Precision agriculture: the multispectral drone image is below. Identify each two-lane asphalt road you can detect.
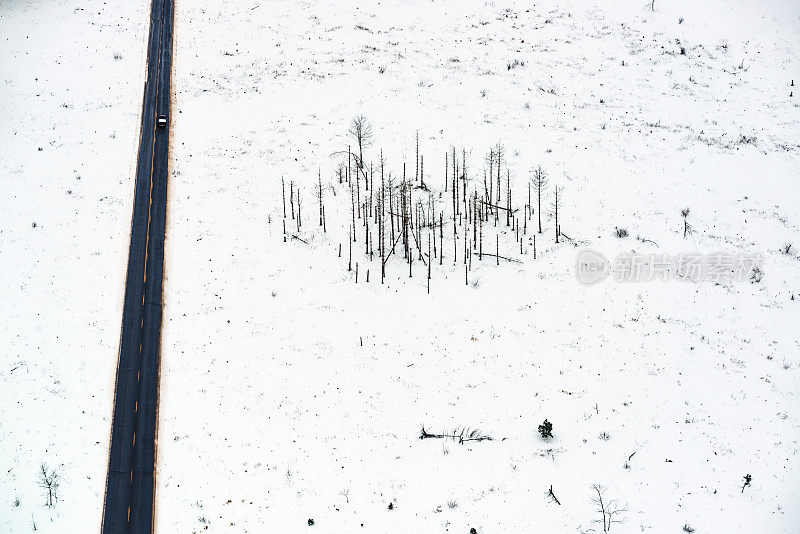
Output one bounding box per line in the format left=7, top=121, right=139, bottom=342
left=102, top=0, right=173, bottom=531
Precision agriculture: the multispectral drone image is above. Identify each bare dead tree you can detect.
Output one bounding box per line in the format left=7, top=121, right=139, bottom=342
left=419, top=426, right=492, bottom=444
left=506, top=170, right=512, bottom=226
left=315, top=170, right=324, bottom=227
left=552, top=185, right=562, bottom=243
left=281, top=176, right=286, bottom=218
left=533, top=166, right=548, bottom=234
left=38, top=464, right=59, bottom=508
left=380, top=151, right=386, bottom=283
left=439, top=212, right=444, bottom=265
left=290, top=181, right=295, bottom=220
left=495, top=142, right=504, bottom=204
left=486, top=148, right=494, bottom=209
left=547, top=485, right=561, bottom=505
left=349, top=114, right=373, bottom=173
left=590, top=484, right=627, bottom=532
left=296, top=190, right=302, bottom=229
left=681, top=207, right=693, bottom=238
left=415, top=130, right=420, bottom=183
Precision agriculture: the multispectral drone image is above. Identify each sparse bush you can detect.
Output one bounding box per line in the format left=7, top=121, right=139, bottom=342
left=538, top=419, right=553, bottom=439
left=782, top=243, right=792, bottom=254
left=599, top=431, right=611, bottom=441
left=614, top=227, right=629, bottom=238
left=507, top=58, right=525, bottom=70
left=738, top=134, right=757, bottom=145
left=683, top=524, right=695, bottom=533
left=750, top=265, right=763, bottom=283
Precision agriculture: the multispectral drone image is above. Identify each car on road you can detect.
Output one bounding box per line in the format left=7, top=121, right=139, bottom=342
left=157, top=114, right=167, bottom=128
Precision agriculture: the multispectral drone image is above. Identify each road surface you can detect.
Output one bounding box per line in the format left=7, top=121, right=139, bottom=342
left=102, top=0, right=173, bottom=531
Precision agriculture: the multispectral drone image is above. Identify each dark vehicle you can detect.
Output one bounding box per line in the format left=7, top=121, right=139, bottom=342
left=156, top=114, right=167, bottom=128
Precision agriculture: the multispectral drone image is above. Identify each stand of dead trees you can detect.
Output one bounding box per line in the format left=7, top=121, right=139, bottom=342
left=282, top=116, right=571, bottom=290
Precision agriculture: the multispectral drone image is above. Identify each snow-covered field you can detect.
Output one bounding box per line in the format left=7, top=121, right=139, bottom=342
left=2, top=0, right=800, bottom=532
left=157, top=0, right=800, bottom=532
left=0, top=0, right=149, bottom=531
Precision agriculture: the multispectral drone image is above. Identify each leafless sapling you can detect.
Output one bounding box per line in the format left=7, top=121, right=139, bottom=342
left=590, top=484, right=627, bottom=532
left=38, top=464, right=58, bottom=508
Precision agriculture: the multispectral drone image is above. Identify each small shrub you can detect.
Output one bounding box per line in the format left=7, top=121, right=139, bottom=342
left=738, top=134, right=757, bottom=145
left=538, top=419, right=553, bottom=439
left=683, top=524, right=695, bottom=533
left=599, top=431, right=611, bottom=441
left=614, top=227, right=629, bottom=238
left=781, top=243, right=792, bottom=254
left=750, top=265, right=763, bottom=283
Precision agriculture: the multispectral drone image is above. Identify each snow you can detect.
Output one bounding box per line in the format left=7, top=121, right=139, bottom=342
left=157, top=0, right=800, bottom=532
left=0, top=0, right=148, bottom=531
left=3, top=0, right=800, bottom=532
